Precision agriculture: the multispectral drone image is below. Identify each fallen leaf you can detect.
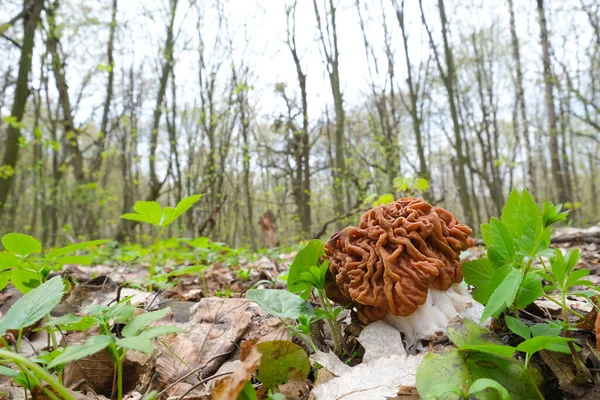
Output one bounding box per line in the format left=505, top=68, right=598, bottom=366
left=212, top=341, right=262, bottom=400
left=256, top=340, right=310, bottom=389
left=154, top=297, right=252, bottom=394
left=311, top=353, right=424, bottom=400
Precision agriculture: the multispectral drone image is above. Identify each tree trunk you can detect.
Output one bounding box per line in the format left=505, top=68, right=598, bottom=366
left=420, top=0, right=473, bottom=225
left=508, top=0, right=536, bottom=195
left=394, top=0, right=430, bottom=198
left=313, top=0, right=347, bottom=220
left=0, top=0, right=44, bottom=217
left=537, top=0, right=567, bottom=203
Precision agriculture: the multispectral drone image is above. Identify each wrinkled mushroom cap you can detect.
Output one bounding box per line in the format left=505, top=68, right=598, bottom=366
left=324, top=197, right=474, bottom=323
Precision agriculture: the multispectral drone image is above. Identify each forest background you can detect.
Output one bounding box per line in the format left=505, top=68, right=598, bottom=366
left=0, top=0, right=598, bottom=249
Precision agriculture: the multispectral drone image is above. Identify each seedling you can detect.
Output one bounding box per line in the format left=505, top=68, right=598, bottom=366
left=120, top=194, right=202, bottom=284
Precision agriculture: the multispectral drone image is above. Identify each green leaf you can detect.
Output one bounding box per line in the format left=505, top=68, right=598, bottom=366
left=0, top=270, right=9, bottom=291
left=541, top=200, right=568, bottom=227
left=480, top=268, right=523, bottom=322
left=467, top=378, right=511, bottom=400
left=237, top=380, right=257, bottom=400
left=515, top=336, right=574, bottom=355
left=373, top=193, right=395, bottom=207
left=504, top=316, right=531, bottom=340
left=565, top=269, right=590, bottom=289
left=121, top=201, right=162, bottom=226
left=288, top=240, right=324, bottom=298
left=122, top=307, right=171, bottom=337
left=137, top=325, right=184, bottom=339
left=45, top=240, right=110, bottom=259
left=0, top=366, right=19, bottom=377
left=2, top=233, right=42, bottom=256
left=447, top=318, right=497, bottom=347
left=163, top=194, right=203, bottom=227
left=459, top=344, right=516, bottom=358
left=424, top=383, right=464, bottom=399
left=166, top=265, right=207, bottom=277
left=256, top=340, right=310, bottom=389
left=0, top=253, right=20, bottom=269
left=10, top=267, right=40, bottom=293
left=0, top=276, right=64, bottom=333
left=414, top=178, right=430, bottom=193
left=501, top=189, right=540, bottom=244
left=47, top=335, right=114, bottom=368
left=462, top=258, right=496, bottom=304
left=516, top=273, right=543, bottom=309
left=48, top=314, right=95, bottom=332
left=246, top=289, right=314, bottom=319
left=481, top=218, right=515, bottom=267
left=117, top=336, right=153, bottom=354
left=416, top=348, right=543, bottom=400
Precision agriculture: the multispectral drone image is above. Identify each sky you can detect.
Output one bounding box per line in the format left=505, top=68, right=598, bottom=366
left=0, top=0, right=593, bottom=158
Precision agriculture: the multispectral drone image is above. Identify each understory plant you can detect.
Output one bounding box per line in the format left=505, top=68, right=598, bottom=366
left=47, top=301, right=183, bottom=399
left=120, top=194, right=203, bottom=284
left=0, top=232, right=109, bottom=293
left=247, top=240, right=344, bottom=354
left=420, top=189, right=599, bottom=398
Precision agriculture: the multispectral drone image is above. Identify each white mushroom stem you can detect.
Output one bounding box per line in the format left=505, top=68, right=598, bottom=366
left=383, top=282, right=485, bottom=351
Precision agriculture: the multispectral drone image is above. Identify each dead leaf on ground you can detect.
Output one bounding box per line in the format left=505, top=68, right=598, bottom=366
left=154, top=297, right=252, bottom=396
left=310, top=321, right=424, bottom=400
left=212, top=341, right=262, bottom=400
left=61, top=331, right=150, bottom=397
left=539, top=350, right=587, bottom=397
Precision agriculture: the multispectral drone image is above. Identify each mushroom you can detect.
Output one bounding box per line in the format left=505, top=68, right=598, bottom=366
left=324, top=197, right=484, bottom=350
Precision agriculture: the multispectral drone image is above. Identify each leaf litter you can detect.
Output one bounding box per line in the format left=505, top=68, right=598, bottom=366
left=1, top=226, right=600, bottom=399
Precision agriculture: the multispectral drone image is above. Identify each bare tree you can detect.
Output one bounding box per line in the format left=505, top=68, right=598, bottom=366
left=537, top=0, right=568, bottom=203
left=507, top=0, right=536, bottom=194
left=313, top=0, right=347, bottom=220
left=420, top=0, right=473, bottom=224
left=0, top=0, right=44, bottom=217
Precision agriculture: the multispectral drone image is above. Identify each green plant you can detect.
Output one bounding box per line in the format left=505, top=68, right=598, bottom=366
left=285, top=240, right=344, bottom=354
left=0, top=276, right=74, bottom=399
left=120, top=194, right=202, bottom=283
left=237, top=267, right=253, bottom=282
left=463, top=189, right=598, bottom=379
left=246, top=288, right=320, bottom=352
left=0, top=233, right=109, bottom=293
left=425, top=378, right=511, bottom=400
left=416, top=319, right=545, bottom=400
left=47, top=301, right=183, bottom=400
left=462, top=189, right=570, bottom=322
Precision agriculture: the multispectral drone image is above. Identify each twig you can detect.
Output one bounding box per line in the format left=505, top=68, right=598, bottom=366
left=312, top=207, right=368, bottom=239
left=157, top=349, right=234, bottom=397
left=176, top=372, right=233, bottom=400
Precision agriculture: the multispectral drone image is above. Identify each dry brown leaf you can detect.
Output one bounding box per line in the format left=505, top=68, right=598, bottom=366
left=62, top=331, right=150, bottom=397
left=539, top=350, right=587, bottom=397
left=212, top=341, right=262, bottom=400
left=154, top=297, right=252, bottom=394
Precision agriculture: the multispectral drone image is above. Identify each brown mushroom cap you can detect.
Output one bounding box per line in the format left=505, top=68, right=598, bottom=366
left=324, top=197, right=474, bottom=323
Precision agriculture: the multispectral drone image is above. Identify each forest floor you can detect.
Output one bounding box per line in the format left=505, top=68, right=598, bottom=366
left=0, top=227, right=599, bottom=399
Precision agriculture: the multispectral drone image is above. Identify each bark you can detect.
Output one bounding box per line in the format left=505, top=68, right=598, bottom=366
left=286, top=2, right=312, bottom=236
left=420, top=0, right=473, bottom=225
left=393, top=0, right=429, bottom=197
left=537, top=0, right=567, bottom=203
left=47, top=1, right=85, bottom=184
left=0, top=0, right=44, bottom=217
left=91, top=0, right=117, bottom=176
left=313, top=0, right=347, bottom=219
left=233, top=65, right=257, bottom=250
left=149, top=0, right=178, bottom=200
left=508, top=0, right=536, bottom=194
